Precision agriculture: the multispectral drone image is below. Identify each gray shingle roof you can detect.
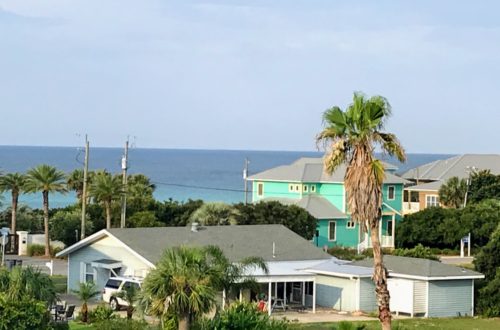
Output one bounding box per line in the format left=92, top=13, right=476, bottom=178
left=353, top=255, right=483, bottom=279
left=107, top=225, right=331, bottom=264
left=261, top=195, right=347, bottom=219
left=406, top=180, right=443, bottom=192
left=249, top=157, right=405, bottom=184
left=403, top=154, right=500, bottom=181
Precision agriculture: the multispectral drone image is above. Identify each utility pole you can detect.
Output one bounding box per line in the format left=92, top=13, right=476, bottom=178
left=120, top=138, right=129, bottom=228
left=243, top=158, right=249, bottom=204
left=463, top=166, right=477, bottom=208
left=80, top=135, right=89, bottom=240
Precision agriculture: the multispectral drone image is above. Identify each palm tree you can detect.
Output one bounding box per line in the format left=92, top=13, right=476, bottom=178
left=140, top=246, right=220, bottom=330
left=204, top=245, right=268, bottom=309
left=67, top=169, right=84, bottom=202
left=72, top=281, right=100, bottom=323
left=113, top=284, right=139, bottom=319
left=0, top=173, right=26, bottom=234
left=89, top=171, right=122, bottom=229
left=25, top=165, right=67, bottom=257
left=189, top=202, right=239, bottom=226
left=317, top=92, right=406, bottom=330
left=439, top=176, right=467, bottom=208
left=0, top=266, right=57, bottom=307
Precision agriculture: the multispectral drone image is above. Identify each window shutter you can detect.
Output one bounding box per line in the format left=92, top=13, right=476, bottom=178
left=80, top=262, right=85, bottom=283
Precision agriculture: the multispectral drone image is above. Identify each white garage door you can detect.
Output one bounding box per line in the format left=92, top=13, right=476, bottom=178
left=388, top=278, right=413, bottom=315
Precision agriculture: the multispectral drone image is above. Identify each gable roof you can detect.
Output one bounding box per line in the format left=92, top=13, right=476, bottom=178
left=261, top=195, right=347, bottom=219
left=402, top=154, right=500, bottom=182
left=57, top=225, right=331, bottom=264
left=353, top=255, right=484, bottom=280
left=249, top=157, right=406, bottom=184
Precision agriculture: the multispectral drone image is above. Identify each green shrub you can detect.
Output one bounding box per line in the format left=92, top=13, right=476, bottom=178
left=195, top=302, right=289, bottom=330
left=0, top=294, right=51, bottom=329
left=327, top=246, right=365, bottom=261
left=27, top=244, right=64, bottom=257
left=50, top=321, right=70, bottom=330
left=331, top=321, right=366, bottom=330
left=94, top=318, right=159, bottom=330
left=393, top=244, right=439, bottom=260
left=88, top=304, right=116, bottom=323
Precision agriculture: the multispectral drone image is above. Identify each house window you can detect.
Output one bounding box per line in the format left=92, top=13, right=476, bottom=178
left=303, top=185, right=308, bottom=192
left=305, top=282, right=314, bottom=295
left=257, top=183, right=264, bottom=197
left=346, top=220, right=355, bottom=229
left=289, top=184, right=294, bottom=192
left=426, top=195, right=439, bottom=208
left=84, top=263, right=94, bottom=283
left=311, top=185, right=316, bottom=193
left=295, top=185, right=300, bottom=192
left=328, top=221, right=336, bottom=241
left=387, top=186, right=395, bottom=200
left=387, top=220, right=393, bottom=236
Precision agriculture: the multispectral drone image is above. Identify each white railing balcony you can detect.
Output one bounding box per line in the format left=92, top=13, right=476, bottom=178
left=403, top=202, right=420, bottom=214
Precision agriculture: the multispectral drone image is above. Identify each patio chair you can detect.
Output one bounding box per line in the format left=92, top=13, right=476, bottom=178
left=61, top=305, right=76, bottom=321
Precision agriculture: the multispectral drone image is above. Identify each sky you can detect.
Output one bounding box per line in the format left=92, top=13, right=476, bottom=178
left=0, top=0, right=499, bottom=153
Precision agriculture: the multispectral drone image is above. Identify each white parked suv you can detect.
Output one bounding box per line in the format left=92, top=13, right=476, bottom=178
left=102, top=276, right=142, bottom=310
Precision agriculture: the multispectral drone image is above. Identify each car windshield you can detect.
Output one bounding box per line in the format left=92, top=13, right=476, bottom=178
left=105, top=279, right=122, bottom=289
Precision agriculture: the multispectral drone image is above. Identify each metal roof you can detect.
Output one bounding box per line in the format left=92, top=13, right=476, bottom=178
left=406, top=180, right=443, bottom=192
left=261, top=195, right=347, bottom=219
left=353, top=255, right=484, bottom=280
left=248, top=157, right=405, bottom=184
left=403, top=154, right=500, bottom=181
left=304, top=258, right=373, bottom=278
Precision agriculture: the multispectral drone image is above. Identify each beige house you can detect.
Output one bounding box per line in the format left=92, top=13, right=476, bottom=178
left=402, top=154, right=500, bottom=214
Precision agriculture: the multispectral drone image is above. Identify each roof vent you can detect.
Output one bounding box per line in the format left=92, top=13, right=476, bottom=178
left=191, top=222, right=199, bottom=232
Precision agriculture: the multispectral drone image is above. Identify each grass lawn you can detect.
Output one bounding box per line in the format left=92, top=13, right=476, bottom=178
left=289, top=318, right=500, bottom=330
left=69, top=322, right=93, bottom=329
left=51, top=275, right=67, bottom=293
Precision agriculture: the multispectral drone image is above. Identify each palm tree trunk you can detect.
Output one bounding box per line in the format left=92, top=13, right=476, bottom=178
left=11, top=191, right=18, bottom=234
left=43, top=190, right=50, bottom=257
left=105, top=201, right=111, bottom=229
left=82, top=302, right=88, bottom=323
left=370, top=222, right=392, bottom=330
left=178, top=314, right=189, bottom=330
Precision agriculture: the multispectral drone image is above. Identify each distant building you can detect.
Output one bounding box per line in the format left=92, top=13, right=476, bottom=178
left=247, top=157, right=408, bottom=250
left=402, top=154, right=500, bottom=214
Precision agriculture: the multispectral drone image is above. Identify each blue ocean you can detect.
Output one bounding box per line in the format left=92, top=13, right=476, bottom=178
left=0, top=146, right=452, bottom=209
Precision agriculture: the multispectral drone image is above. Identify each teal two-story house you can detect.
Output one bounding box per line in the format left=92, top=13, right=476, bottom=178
left=248, top=157, right=408, bottom=250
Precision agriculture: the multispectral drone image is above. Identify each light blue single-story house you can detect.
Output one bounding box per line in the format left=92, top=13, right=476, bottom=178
left=57, top=225, right=484, bottom=318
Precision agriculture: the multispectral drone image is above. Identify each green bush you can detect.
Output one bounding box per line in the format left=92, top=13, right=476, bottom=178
left=0, top=294, right=51, bottom=329
left=27, top=244, right=64, bottom=257
left=50, top=321, right=70, bottom=330
left=327, top=246, right=366, bottom=261
left=476, top=270, right=500, bottom=316
left=88, top=304, right=116, bottom=323
left=393, top=244, right=439, bottom=260
left=94, top=318, right=159, bottom=330
left=195, top=302, right=289, bottom=330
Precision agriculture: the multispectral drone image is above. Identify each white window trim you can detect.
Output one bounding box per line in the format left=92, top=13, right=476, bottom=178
left=303, top=185, right=308, bottom=192
left=289, top=184, right=294, bottom=192
left=80, top=262, right=96, bottom=283
left=346, top=220, right=355, bottom=229
left=295, top=184, right=300, bottom=192
left=387, top=185, right=396, bottom=201
left=311, top=185, right=316, bottom=193
left=328, top=221, right=336, bottom=241
left=425, top=194, right=439, bottom=208
left=257, top=182, right=264, bottom=197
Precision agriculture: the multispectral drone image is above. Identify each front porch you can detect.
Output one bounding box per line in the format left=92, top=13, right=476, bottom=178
left=356, top=213, right=396, bottom=252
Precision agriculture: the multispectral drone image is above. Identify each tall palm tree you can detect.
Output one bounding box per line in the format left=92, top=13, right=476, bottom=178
left=317, top=92, right=406, bottom=330
left=89, top=171, right=122, bottom=229
left=25, top=165, right=67, bottom=257
left=72, top=281, right=100, bottom=323
left=439, top=176, right=467, bottom=208
left=140, top=246, right=221, bottom=330
left=67, top=169, right=84, bottom=202
left=0, top=173, right=26, bottom=234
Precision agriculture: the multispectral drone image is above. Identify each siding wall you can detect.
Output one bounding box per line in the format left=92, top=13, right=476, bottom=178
left=317, top=218, right=360, bottom=248
left=413, top=281, right=427, bottom=314
left=315, top=275, right=357, bottom=311
left=427, top=280, right=473, bottom=317
left=68, top=236, right=151, bottom=293
left=359, top=278, right=377, bottom=312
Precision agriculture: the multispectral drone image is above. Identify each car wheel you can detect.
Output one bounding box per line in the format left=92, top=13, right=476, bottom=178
left=110, top=298, right=120, bottom=311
